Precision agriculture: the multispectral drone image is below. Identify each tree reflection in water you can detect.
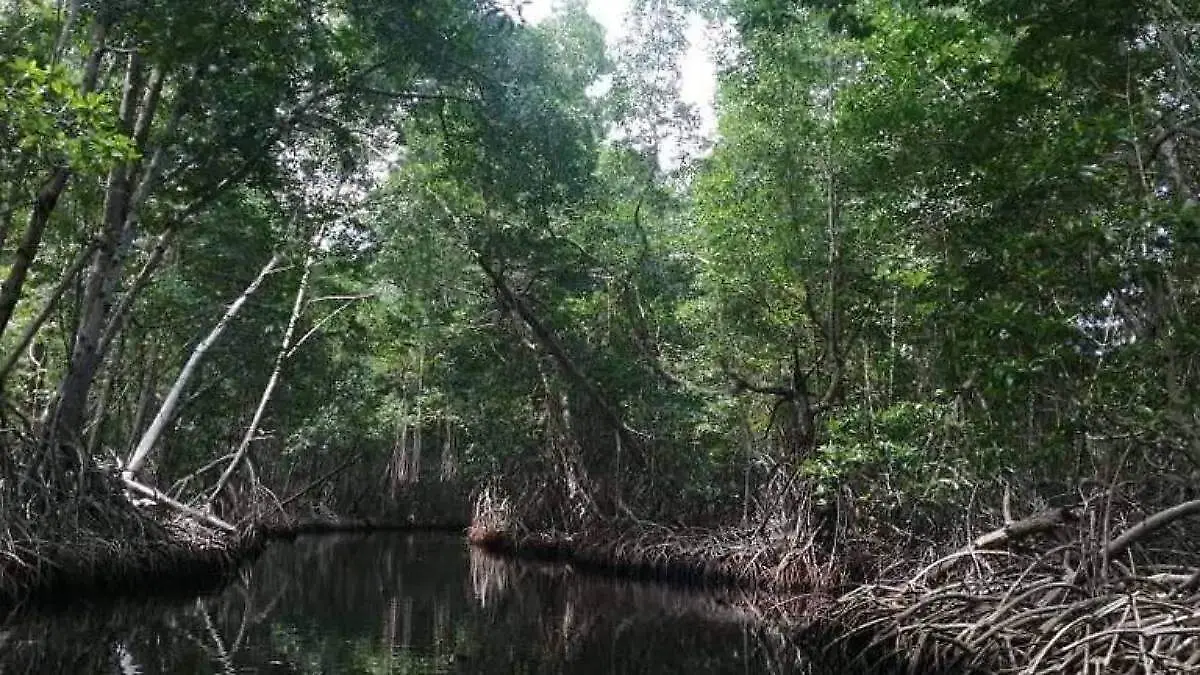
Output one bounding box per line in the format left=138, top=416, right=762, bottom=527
left=0, top=533, right=835, bottom=674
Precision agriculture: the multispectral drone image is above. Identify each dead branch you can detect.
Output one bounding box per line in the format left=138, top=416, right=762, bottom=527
left=927, top=507, right=1077, bottom=583
left=122, top=476, right=235, bottom=533
left=1105, top=498, right=1200, bottom=563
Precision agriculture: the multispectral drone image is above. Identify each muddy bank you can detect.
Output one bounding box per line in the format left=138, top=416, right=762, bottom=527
left=467, top=529, right=984, bottom=674
left=1, top=513, right=468, bottom=615
left=2, top=514, right=473, bottom=612
left=1, top=515, right=471, bottom=615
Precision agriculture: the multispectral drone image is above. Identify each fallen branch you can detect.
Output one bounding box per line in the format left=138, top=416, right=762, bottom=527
left=927, top=507, right=1076, bottom=582
left=1105, top=498, right=1200, bottom=563
left=169, top=452, right=236, bottom=498
left=974, top=507, right=1076, bottom=550
left=122, top=476, right=236, bottom=533
left=278, top=452, right=363, bottom=509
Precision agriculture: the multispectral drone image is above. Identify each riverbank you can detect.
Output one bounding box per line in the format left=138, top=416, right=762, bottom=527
left=261, top=516, right=468, bottom=540
left=1, top=527, right=262, bottom=612
left=467, top=524, right=833, bottom=592
left=468, top=494, right=1200, bottom=674
left=0, top=489, right=263, bottom=616
left=0, top=456, right=471, bottom=615
left=1, top=513, right=472, bottom=614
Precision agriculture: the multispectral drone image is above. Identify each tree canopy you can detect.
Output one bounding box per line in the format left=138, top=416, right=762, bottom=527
left=0, top=0, right=1197, bottom=541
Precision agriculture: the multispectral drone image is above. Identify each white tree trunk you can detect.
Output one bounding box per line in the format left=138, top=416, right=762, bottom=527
left=208, top=227, right=323, bottom=506
left=124, top=253, right=281, bottom=480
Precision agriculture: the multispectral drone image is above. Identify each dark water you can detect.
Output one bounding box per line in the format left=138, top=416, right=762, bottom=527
left=0, top=533, right=827, bottom=674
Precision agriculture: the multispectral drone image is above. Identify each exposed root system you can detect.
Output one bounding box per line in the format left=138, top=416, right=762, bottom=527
left=0, top=515, right=262, bottom=614
left=811, top=552, right=1200, bottom=673
left=472, top=490, right=1200, bottom=674
left=0, top=450, right=263, bottom=614
left=468, top=523, right=834, bottom=593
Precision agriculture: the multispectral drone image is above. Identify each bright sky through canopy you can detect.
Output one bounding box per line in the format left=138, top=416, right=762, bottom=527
left=516, top=0, right=719, bottom=155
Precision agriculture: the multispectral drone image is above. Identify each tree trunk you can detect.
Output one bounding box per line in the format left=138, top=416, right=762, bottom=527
left=99, top=226, right=177, bottom=360
left=393, top=418, right=410, bottom=490
left=126, top=341, right=159, bottom=457
left=0, top=156, right=32, bottom=253
left=0, top=239, right=98, bottom=387
left=53, top=51, right=154, bottom=446
left=208, top=227, right=323, bottom=506
left=411, top=344, right=424, bottom=483
left=124, top=253, right=281, bottom=481
left=0, top=171, right=72, bottom=343
left=85, top=333, right=125, bottom=457
left=439, top=417, right=457, bottom=481
left=478, top=255, right=642, bottom=450
left=0, top=20, right=107, bottom=343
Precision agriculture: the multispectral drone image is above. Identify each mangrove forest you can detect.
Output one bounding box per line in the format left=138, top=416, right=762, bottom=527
left=1, top=0, right=1199, bottom=672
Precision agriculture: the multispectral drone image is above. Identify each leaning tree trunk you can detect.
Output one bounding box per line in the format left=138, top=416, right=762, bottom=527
left=124, top=253, right=281, bottom=481
left=0, top=21, right=106, bottom=345
left=0, top=240, right=98, bottom=386
left=208, top=226, right=324, bottom=507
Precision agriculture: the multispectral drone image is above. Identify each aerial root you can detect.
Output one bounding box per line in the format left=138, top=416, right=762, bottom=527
left=810, top=556, right=1200, bottom=674
left=467, top=520, right=834, bottom=593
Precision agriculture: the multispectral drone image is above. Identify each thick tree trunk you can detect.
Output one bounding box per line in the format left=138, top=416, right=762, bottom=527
left=98, top=226, right=176, bottom=360
left=53, top=52, right=152, bottom=445
left=85, top=335, right=124, bottom=457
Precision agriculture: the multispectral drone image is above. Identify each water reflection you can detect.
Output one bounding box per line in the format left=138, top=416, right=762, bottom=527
left=0, top=533, right=823, bottom=674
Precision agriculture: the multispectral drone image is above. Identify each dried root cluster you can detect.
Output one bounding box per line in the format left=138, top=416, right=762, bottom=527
left=802, top=502, right=1200, bottom=674
left=0, top=512, right=261, bottom=614
left=468, top=520, right=830, bottom=591
left=0, top=457, right=260, bottom=613
left=473, top=489, right=1200, bottom=674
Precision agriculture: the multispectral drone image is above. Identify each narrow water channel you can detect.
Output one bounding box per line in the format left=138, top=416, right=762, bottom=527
left=0, top=533, right=829, bottom=674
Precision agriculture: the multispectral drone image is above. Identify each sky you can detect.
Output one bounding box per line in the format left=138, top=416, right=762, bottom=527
left=516, top=0, right=720, bottom=156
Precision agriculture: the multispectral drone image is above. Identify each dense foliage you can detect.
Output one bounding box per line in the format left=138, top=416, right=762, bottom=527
left=0, top=0, right=1197, bottom=546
